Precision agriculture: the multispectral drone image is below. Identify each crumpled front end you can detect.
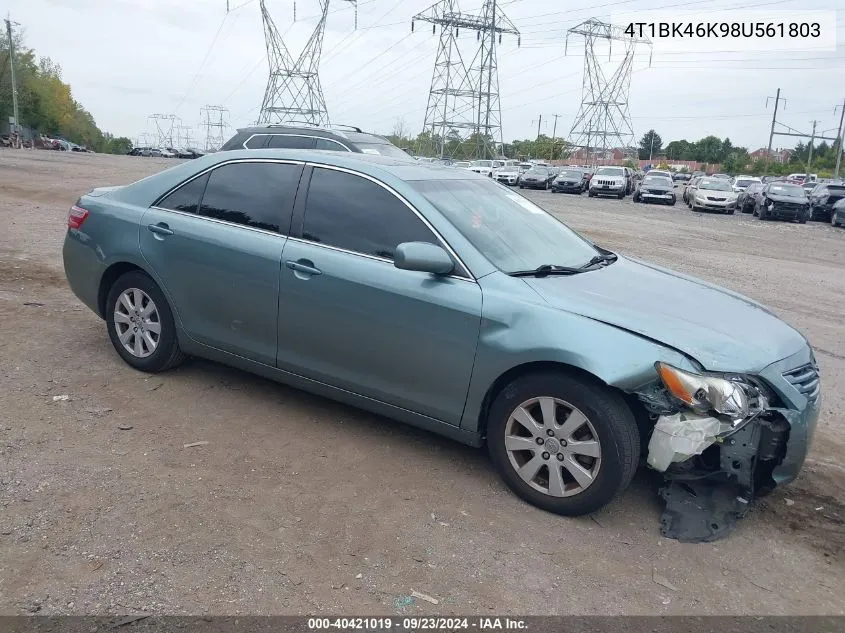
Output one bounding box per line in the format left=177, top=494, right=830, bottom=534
left=635, top=346, right=820, bottom=542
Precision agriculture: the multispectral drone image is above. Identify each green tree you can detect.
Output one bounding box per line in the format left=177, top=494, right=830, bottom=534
left=638, top=129, right=662, bottom=160
left=0, top=31, right=125, bottom=153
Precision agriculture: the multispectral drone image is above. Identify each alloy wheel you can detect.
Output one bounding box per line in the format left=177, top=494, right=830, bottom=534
left=504, top=397, right=602, bottom=498
left=113, top=288, right=161, bottom=358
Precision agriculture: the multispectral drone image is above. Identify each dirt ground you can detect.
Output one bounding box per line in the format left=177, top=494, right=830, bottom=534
left=1, top=150, right=844, bottom=616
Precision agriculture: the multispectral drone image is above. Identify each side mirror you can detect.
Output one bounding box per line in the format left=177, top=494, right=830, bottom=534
left=394, top=242, right=455, bottom=276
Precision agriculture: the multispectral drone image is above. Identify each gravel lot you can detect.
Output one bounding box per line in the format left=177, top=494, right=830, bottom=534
left=1, top=150, right=844, bottom=616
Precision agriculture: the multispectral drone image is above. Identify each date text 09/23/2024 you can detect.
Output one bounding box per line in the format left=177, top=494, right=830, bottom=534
left=307, top=617, right=528, bottom=630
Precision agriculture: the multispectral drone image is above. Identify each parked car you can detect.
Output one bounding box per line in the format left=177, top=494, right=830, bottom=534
left=831, top=198, right=845, bottom=227
left=494, top=165, right=521, bottom=186
left=672, top=172, right=691, bottom=183
left=468, top=159, right=503, bottom=178
left=646, top=169, right=673, bottom=181
left=588, top=166, right=628, bottom=198
left=220, top=124, right=411, bottom=158
left=731, top=175, right=761, bottom=193
left=682, top=176, right=701, bottom=204
left=786, top=173, right=817, bottom=184
left=808, top=182, right=845, bottom=221
left=738, top=182, right=764, bottom=214
left=62, top=148, right=819, bottom=523
left=754, top=182, right=810, bottom=222
left=519, top=166, right=555, bottom=190
left=633, top=175, right=676, bottom=205
left=158, top=148, right=176, bottom=159
left=711, top=173, right=731, bottom=180
left=551, top=169, right=589, bottom=193
left=689, top=178, right=739, bottom=214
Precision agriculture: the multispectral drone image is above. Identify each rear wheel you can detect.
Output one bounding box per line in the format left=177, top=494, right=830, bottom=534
left=833, top=210, right=842, bottom=227
left=487, top=372, right=640, bottom=516
left=106, top=271, right=185, bottom=373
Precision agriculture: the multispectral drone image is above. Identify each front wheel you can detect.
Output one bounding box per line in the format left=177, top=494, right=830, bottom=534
left=486, top=372, right=640, bottom=516
left=106, top=270, right=185, bottom=373
left=588, top=190, right=596, bottom=197
left=833, top=211, right=842, bottom=227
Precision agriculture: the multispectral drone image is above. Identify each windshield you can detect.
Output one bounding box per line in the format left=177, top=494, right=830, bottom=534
left=558, top=170, right=583, bottom=179
left=526, top=168, right=549, bottom=175
left=735, top=179, right=756, bottom=187
left=698, top=179, right=733, bottom=191
left=595, top=167, right=624, bottom=176
left=769, top=184, right=806, bottom=198
left=643, top=176, right=671, bottom=186
left=472, top=160, right=493, bottom=168
left=410, top=179, right=599, bottom=272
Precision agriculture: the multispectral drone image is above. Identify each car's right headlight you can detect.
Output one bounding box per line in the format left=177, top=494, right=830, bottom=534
left=656, top=362, right=751, bottom=419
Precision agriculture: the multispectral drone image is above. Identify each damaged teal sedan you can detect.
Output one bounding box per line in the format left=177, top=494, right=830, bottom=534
left=63, top=150, right=820, bottom=541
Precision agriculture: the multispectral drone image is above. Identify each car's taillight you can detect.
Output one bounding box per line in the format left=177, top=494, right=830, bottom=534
left=67, top=205, right=89, bottom=230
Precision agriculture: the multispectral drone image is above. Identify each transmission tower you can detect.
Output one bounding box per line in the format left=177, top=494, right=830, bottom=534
left=413, top=0, right=519, bottom=159
left=257, top=0, right=356, bottom=126
left=565, top=19, right=651, bottom=163
left=200, top=105, right=229, bottom=151
left=147, top=114, right=180, bottom=148
left=176, top=124, right=196, bottom=149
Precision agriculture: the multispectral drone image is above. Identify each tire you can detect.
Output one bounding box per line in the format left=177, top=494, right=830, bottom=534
left=833, top=211, right=842, bottom=227
left=519, top=185, right=524, bottom=189
left=617, top=193, right=624, bottom=199
left=669, top=200, right=676, bottom=207
left=727, top=208, right=735, bottom=215
left=691, top=203, right=700, bottom=212
left=632, top=194, right=639, bottom=203
left=588, top=190, right=596, bottom=198
left=486, top=371, right=640, bottom=516
left=798, top=215, right=808, bottom=224
left=106, top=270, right=185, bottom=373
left=758, top=206, right=767, bottom=220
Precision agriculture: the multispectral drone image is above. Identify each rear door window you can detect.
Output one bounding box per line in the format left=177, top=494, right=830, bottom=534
left=197, top=162, right=303, bottom=234
left=315, top=138, right=349, bottom=151
left=156, top=173, right=210, bottom=214
left=268, top=135, right=317, bottom=150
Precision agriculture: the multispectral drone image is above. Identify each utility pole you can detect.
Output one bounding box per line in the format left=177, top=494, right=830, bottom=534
left=5, top=16, right=20, bottom=148
left=648, top=132, right=655, bottom=163
left=806, top=120, right=817, bottom=178
left=834, top=99, right=845, bottom=179
left=765, top=89, right=784, bottom=170
left=536, top=114, right=542, bottom=142
left=549, top=114, right=560, bottom=161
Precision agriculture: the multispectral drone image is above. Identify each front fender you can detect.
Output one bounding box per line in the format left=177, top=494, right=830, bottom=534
left=459, top=272, right=698, bottom=434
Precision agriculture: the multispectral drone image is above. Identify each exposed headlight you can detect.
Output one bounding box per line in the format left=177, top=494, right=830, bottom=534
left=655, top=362, right=750, bottom=419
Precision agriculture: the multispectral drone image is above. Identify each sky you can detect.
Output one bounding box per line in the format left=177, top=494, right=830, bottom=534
left=6, top=0, right=845, bottom=152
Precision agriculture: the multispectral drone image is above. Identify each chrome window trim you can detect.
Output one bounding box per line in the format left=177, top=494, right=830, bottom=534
left=242, top=133, right=352, bottom=152
left=303, top=163, right=476, bottom=282
left=148, top=206, right=286, bottom=238
left=285, top=237, right=475, bottom=284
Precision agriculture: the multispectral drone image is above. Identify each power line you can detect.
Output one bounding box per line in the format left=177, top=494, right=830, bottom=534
left=173, top=13, right=229, bottom=114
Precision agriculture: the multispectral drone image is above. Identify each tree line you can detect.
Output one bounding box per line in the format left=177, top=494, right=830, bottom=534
left=1, top=31, right=131, bottom=153
left=638, top=129, right=843, bottom=176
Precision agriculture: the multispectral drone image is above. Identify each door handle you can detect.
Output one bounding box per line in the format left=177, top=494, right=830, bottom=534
left=285, top=260, right=322, bottom=276
left=147, top=223, right=174, bottom=236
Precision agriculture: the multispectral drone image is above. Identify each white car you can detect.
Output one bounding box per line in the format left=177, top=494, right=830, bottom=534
left=453, top=161, right=472, bottom=169
left=647, top=169, right=673, bottom=180
left=468, top=160, right=503, bottom=178
left=731, top=175, right=761, bottom=193
left=158, top=148, right=176, bottom=158
left=494, top=166, right=521, bottom=186
left=588, top=166, right=628, bottom=199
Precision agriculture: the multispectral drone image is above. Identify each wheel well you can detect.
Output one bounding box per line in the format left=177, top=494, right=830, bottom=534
left=476, top=361, right=614, bottom=439
left=97, top=262, right=143, bottom=317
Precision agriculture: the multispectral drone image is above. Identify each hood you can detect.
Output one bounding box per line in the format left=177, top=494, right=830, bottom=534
left=593, top=173, right=625, bottom=182
left=522, top=256, right=806, bottom=373
left=765, top=192, right=808, bottom=205
left=696, top=188, right=735, bottom=198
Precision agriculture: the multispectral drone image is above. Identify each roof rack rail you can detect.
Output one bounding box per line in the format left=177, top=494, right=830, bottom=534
left=323, top=123, right=363, bottom=133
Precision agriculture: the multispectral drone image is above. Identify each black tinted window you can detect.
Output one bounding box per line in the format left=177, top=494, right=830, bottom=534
left=315, top=138, right=348, bottom=151
left=303, top=168, right=436, bottom=260
left=268, top=135, right=316, bottom=150
left=244, top=134, right=268, bottom=149
left=199, top=162, right=302, bottom=233
left=157, top=173, right=209, bottom=214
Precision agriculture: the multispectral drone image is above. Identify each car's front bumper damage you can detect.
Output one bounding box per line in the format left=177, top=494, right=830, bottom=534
left=635, top=347, right=819, bottom=542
